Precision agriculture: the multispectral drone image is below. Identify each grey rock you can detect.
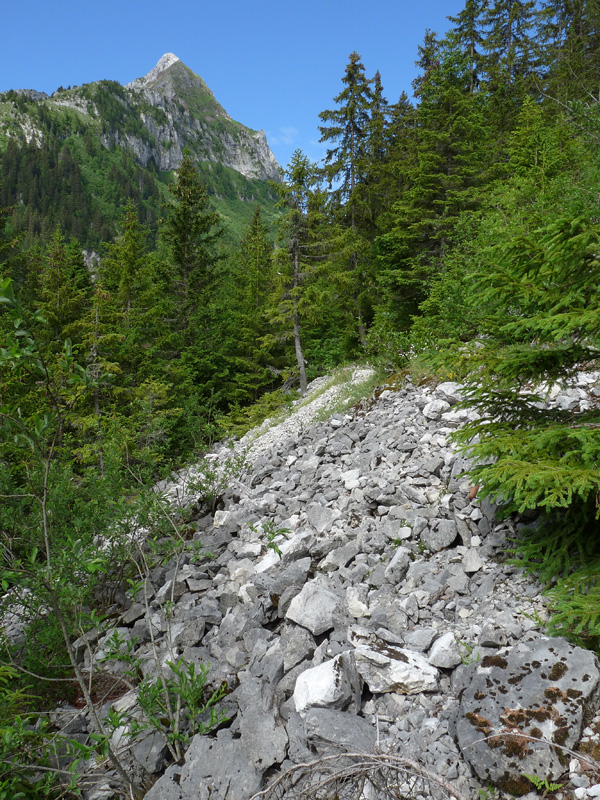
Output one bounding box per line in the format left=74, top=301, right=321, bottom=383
left=285, top=581, right=340, bottom=635
left=428, top=632, right=462, bottom=669
left=478, top=624, right=508, bottom=649
left=321, top=541, right=359, bottom=571
left=403, top=627, right=438, bottom=652
left=455, top=636, right=600, bottom=791
left=132, top=730, right=169, bottom=774
left=423, top=399, right=451, bottom=419
left=304, top=707, right=377, bottom=753
left=145, top=729, right=261, bottom=800
left=421, top=519, right=458, bottom=552
left=348, top=626, right=439, bottom=694
left=462, top=548, right=484, bottom=574
left=384, top=546, right=411, bottom=584
left=306, top=503, right=341, bottom=533
left=282, top=626, right=316, bottom=672
left=238, top=703, right=288, bottom=770
left=155, top=578, right=187, bottom=605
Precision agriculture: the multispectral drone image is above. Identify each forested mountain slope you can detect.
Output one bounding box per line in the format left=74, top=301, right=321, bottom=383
left=0, top=53, right=281, bottom=246
left=3, top=2, right=600, bottom=796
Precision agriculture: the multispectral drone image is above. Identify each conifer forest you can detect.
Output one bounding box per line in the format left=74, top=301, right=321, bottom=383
left=2, top=1, right=600, bottom=797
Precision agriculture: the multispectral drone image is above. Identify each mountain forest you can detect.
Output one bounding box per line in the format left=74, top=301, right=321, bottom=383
left=2, top=0, right=600, bottom=796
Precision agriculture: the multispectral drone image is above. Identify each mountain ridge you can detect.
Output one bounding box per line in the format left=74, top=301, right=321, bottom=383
left=0, top=54, right=281, bottom=245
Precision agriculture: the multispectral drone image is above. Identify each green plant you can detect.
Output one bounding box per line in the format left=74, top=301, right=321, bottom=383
left=105, top=657, right=228, bottom=761
left=250, top=520, right=290, bottom=558
left=185, top=447, right=247, bottom=511
left=523, top=773, right=563, bottom=794
left=456, top=639, right=480, bottom=665
left=98, top=629, right=142, bottom=682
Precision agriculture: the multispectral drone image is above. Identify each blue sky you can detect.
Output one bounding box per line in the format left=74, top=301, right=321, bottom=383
left=1, top=0, right=464, bottom=169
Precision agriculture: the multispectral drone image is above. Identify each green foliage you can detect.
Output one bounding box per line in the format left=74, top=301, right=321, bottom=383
left=249, top=520, right=290, bottom=558
left=133, top=659, right=228, bottom=750
left=523, top=773, right=563, bottom=794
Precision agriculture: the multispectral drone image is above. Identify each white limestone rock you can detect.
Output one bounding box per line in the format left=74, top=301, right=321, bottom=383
left=348, top=626, right=439, bottom=694
left=293, top=652, right=362, bottom=714
left=428, top=632, right=462, bottom=669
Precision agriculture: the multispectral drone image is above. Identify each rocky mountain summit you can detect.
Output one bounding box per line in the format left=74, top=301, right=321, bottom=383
left=2, top=53, right=280, bottom=181
left=52, top=370, right=600, bottom=800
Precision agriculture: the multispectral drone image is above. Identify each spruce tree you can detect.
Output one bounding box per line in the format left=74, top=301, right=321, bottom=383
left=375, top=34, right=491, bottom=330
left=160, top=153, right=222, bottom=335
left=225, top=206, right=278, bottom=403
left=448, top=0, right=487, bottom=93
left=318, top=52, right=377, bottom=347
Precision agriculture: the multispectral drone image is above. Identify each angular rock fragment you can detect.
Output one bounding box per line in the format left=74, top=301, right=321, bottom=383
left=348, top=626, right=439, bottom=694
left=285, top=581, right=340, bottom=635
left=293, top=652, right=362, bottom=714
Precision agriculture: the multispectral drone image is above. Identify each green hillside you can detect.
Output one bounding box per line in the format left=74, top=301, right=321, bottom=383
left=0, top=57, right=280, bottom=248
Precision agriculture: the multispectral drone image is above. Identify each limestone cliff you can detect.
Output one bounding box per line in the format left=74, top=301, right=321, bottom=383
left=3, top=53, right=281, bottom=182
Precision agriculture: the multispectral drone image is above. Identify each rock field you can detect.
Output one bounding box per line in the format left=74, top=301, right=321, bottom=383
left=53, top=369, right=600, bottom=799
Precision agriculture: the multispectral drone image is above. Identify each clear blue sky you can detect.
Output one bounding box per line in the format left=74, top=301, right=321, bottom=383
left=1, top=0, right=464, bottom=169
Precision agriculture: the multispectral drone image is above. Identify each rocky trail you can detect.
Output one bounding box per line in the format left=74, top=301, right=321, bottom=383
left=54, top=369, right=600, bottom=800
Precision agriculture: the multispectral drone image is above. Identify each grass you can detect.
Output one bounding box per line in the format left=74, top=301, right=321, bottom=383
left=218, top=363, right=386, bottom=443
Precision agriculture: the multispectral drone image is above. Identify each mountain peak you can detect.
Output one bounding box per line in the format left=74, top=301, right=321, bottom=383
left=127, top=53, right=181, bottom=90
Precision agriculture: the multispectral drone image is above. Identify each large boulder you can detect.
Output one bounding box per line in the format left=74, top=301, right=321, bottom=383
left=144, top=729, right=262, bottom=800
left=454, top=636, right=600, bottom=796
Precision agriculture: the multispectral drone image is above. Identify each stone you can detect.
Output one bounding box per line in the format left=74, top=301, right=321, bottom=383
left=346, top=585, right=370, bottom=619
left=383, top=546, right=411, bottom=584
left=155, top=578, right=187, bottom=605
left=348, top=627, right=439, bottom=694
left=428, top=632, right=462, bottom=669
left=145, top=728, right=262, bottom=800
left=285, top=581, right=340, bottom=635
left=455, top=636, right=600, bottom=792
left=304, top=707, right=377, bottom=753
left=321, top=541, right=359, bottom=571
left=435, top=382, right=463, bottom=405
left=282, top=626, right=316, bottom=672
left=238, top=704, right=289, bottom=771
left=293, top=652, right=362, bottom=714
left=403, top=627, right=438, bottom=652
left=423, top=399, right=451, bottom=420
left=421, top=519, right=458, bottom=552
left=462, top=548, right=484, bottom=574
left=132, top=730, right=169, bottom=774
left=306, top=503, right=341, bottom=533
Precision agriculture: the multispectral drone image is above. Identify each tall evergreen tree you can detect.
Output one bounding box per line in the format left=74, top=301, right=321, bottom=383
left=376, top=34, right=491, bottom=330
left=268, top=151, right=330, bottom=395
left=160, top=153, right=222, bottom=336
left=318, top=52, right=377, bottom=347
left=224, top=206, right=278, bottom=403
left=448, top=0, right=487, bottom=93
